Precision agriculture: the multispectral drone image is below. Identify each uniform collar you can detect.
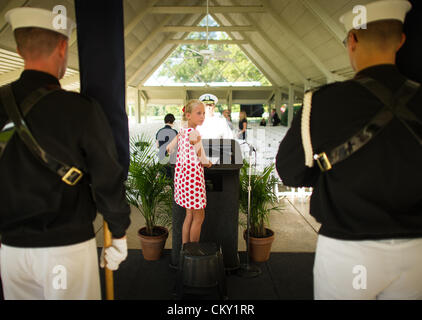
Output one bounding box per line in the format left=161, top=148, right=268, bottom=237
left=19, top=69, right=61, bottom=87
left=354, top=64, right=401, bottom=80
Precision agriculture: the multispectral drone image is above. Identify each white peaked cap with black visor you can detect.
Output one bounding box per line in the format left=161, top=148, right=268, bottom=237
left=199, top=93, right=218, bottom=105
left=5, top=7, right=76, bottom=38
left=339, top=0, right=412, bottom=32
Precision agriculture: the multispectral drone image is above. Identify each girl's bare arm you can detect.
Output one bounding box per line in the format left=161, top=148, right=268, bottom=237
left=191, top=131, right=212, bottom=168
left=166, top=134, right=179, bottom=155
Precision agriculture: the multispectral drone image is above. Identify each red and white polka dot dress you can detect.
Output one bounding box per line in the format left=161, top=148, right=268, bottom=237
left=174, top=127, right=207, bottom=210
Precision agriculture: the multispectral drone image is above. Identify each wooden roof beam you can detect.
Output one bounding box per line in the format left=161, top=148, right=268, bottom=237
left=69, top=0, right=160, bottom=48
left=230, top=0, right=307, bottom=85
left=167, top=39, right=248, bottom=45
left=129, top=14, right=205, bottom=86
left=299, top=0, right=346, bottom=44
left=0, top=0, right=30, bottom=38
left=124, top=0, right=161, bottom=37
left=210, top=13, right=279, bottom=87
left=137, top=14, right=206, bottom=87
left=211, top=6, right=291, bottom=87
left=126, top=15, right=173, bottom=67
left=261, top=0, right=345, bottom=81
left=161, top=26, right=256, bottom=32
left=149, top=6, right=266, bottom=14
left=0, top=68, right=22, bottom=86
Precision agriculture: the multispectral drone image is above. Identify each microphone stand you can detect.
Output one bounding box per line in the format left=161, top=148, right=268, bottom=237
left=238, top=143, right=261, bottom=278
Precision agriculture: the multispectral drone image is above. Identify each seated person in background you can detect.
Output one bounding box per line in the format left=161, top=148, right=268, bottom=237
left=156, top=114, right=178, bottom=170
left=270, top=109, right=281, bottom=126
left=222, top=109, right=234, bottom=130
left=260, top=118, right=267, bottom=126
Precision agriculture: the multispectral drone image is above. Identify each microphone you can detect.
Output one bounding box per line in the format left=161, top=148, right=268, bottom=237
left=241, top=141, right=256, bottom=155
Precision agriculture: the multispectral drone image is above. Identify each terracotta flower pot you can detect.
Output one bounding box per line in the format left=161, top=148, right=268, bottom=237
left=244, top=228, right=275, bottom=262
left=138, top=226, right=169, bottom=261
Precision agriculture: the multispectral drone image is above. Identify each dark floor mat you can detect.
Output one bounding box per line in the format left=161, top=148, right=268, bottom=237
left=98, top=249, right=314, bottom=300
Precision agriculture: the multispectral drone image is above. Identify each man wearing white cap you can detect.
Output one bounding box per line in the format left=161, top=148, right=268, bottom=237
left=0, top=7, right=130, bottom=299
left=276, top=1, right=422, bottom=299
left=197, top=93, right=234, bottom=139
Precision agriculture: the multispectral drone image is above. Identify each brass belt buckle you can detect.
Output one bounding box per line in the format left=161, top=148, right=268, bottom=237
left=314, top=152, right=332, bottom=172
left=62, top=167, right=83, bottom=186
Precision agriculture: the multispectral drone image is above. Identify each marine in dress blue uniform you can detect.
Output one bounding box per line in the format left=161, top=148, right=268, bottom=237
left=276, top=0, right=422, bottom=300
left=0, top=7, right=130, bottom=299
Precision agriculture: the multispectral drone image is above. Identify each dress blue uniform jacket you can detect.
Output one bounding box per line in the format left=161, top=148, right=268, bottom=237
left=276, top=64, right=422, bottom=240
left=0, top=70, right=131, bottom=247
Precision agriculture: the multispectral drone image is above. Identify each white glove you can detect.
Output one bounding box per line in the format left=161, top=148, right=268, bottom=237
left=100, top=238, right=128, bottom=271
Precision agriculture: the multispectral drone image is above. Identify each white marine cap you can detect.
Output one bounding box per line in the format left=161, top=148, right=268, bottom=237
left=199, top=93, right=218, bottom=105
left=340, top=0, right=412, bottom=32
left=5, top=7, right=76, bottom=38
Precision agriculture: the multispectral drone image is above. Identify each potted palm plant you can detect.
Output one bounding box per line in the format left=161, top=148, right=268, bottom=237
left=239, top=160, right=282, bottom=262
left=126, top=135, right=173, bottom=261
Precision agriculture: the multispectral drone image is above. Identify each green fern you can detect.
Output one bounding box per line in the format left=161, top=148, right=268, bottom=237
left=126, top=135, right=173, bottom=236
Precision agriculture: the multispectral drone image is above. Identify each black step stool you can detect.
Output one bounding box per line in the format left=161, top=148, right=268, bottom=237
left=175, top=242, right=227, bottom=300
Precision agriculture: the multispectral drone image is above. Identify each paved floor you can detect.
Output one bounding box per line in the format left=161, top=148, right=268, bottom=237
left=94, top=196, right=320, bottom=254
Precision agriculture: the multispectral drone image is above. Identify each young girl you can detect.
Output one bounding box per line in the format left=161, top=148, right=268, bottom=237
left=167, top=100, right=212, bottom=245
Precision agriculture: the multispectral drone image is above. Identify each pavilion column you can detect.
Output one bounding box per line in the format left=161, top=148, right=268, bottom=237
left=184, top=89, right=189, bottom=106
left=274, top=88, right=282, bottom=121
left=287, top=84, right=294, bottom=128
left=143, top=97, right=149, bottom=124
left=137, top=90, right=148, bottom=124
left=136, top=90, right=142, bottom=124
left=125, top=88, right=130, bottom=116
left=304, top=79, right=312, bottom=92
left=227, top=90, right=233, bottom=112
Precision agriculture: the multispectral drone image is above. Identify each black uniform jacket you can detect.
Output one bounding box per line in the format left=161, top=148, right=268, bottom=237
left=0, top=70, right=131, bottom=247
left=276, top=64, right=422, bottom=240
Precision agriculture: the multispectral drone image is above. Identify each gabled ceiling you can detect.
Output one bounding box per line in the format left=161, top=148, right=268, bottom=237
left=0, top=0, right=374, bottom=103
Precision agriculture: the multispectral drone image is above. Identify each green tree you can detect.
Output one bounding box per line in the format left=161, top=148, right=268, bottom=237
left=151, top=15, right=270, bottom=86
left=158, top=42, right=270, bottom=85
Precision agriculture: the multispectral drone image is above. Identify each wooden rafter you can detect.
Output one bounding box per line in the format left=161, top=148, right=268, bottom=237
left=124, top=0, right=160, bottom=37
left=167, top=39, right=248, bottom=45
left=149, top=6, right=266, bottom=14
left=138, top=14, right=206, bottom=87
left=128, top=13, right=205, bottom=86
left=299, top=0, right=346, bottom=44
left=260, top=0, right=345, bottom=82
left=211, top=5, right=291, bottom=88
left=126, top=15, right=173, bottom=67
left=161, top=26, right=256, bottom=32
left=0, top=0, right=30, bottom=38
left=230, top=0, right=307, bottom=85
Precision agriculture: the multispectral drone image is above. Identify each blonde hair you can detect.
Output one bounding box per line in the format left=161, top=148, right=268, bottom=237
left=239, top=111, right=247, bottom=121
left=182, top=99, right=204, bottom=122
